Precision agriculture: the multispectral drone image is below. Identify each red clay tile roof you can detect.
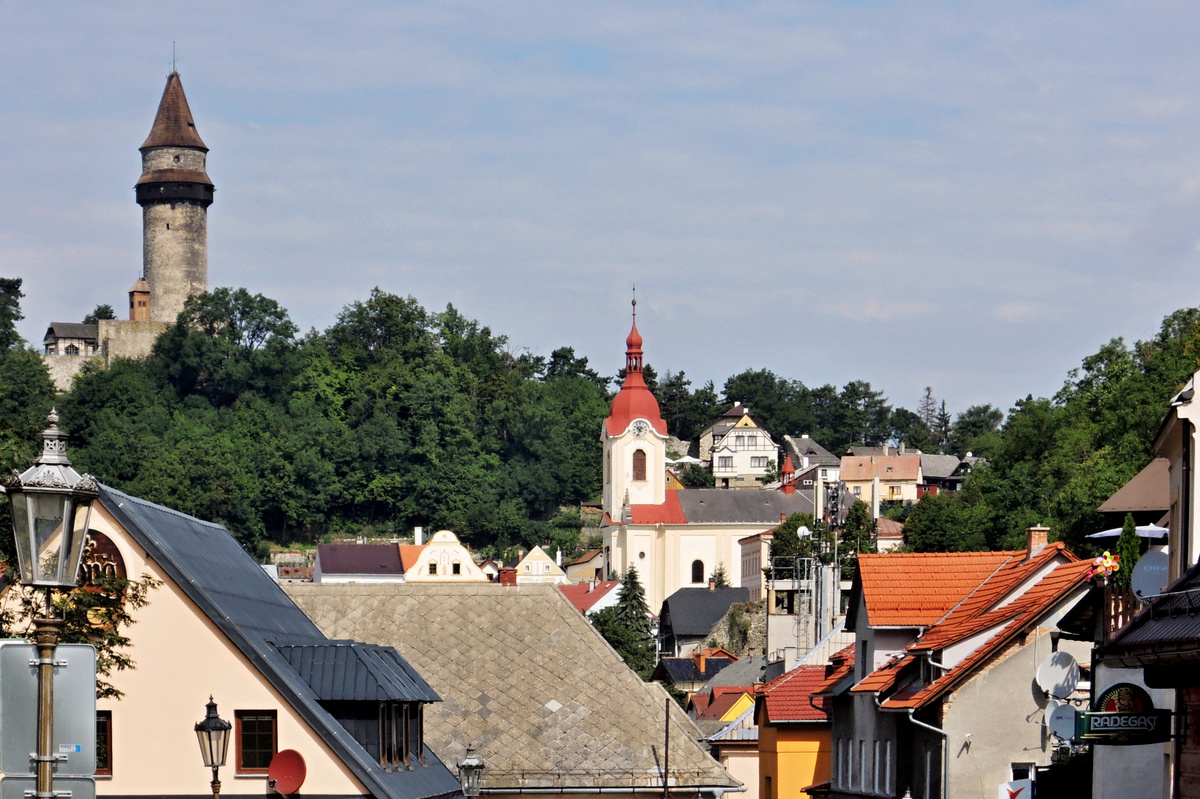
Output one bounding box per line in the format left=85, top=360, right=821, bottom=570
left=857, top=551, right=1012, bottom=627
left=761, top=665, right=832, bottom=723
left=629, top=491, right=688, bottom=524
left=840, top=454, right=921, bottom=482
left=695, top=690, right=749, bottom=721
left=557, top=580, right=620, bottom=614
left=397, top=544, right=425, bottom=572
left=567, top=549, right=603, bottom=566
left=853, top=548, right=1093, bottom=711
left=141, top=72, right=208, bottom=151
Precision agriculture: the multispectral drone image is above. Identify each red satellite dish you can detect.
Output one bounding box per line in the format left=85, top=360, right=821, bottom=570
left=268, top=749, right=307, bottom=796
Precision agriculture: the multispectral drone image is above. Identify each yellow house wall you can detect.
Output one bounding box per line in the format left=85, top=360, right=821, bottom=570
left=721, top=693, right=755, bottom=722
left=758, top=722, right=831, bottom=799
left=83, top=504, right=369, bottom=797
left=406, top=531, right=488, bottom=582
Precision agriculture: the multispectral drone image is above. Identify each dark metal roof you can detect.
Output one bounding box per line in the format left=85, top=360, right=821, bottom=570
left=98, top=485, right=461, bottom=799
left=275, top=641, right=440, bottom=703
left=678, top=489, right=813, bottom=523
left=661, top=587, right=750, bottom=636
left=43, top=322, right=98, bottom=343
left=317, top=543, right=403, bottom=575
left=651, top=657, right=737, bottom=684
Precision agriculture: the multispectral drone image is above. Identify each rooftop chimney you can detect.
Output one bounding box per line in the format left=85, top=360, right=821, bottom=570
left=414, top=526, right=424, bottom=545
left=708, top=579, right=715, bottom=590
left=1026, top=526, right=1049, bottom=559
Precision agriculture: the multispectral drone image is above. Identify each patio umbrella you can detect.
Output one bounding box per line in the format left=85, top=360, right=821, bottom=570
left=1085, top=524, right=1169, bottom=540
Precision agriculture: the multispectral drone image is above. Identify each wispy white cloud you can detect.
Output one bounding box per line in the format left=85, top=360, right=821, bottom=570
left=3, top=0, right=1200, bottom=414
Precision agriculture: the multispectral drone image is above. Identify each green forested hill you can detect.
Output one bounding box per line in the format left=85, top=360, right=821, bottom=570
left=4, top=278, right=1200, bottom=557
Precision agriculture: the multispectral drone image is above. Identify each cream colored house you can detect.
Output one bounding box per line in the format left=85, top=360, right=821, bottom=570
left=700, top=405, right=780, bottom=489
left=69, top=484, right=460, bottom=799
left=838, top=454, right=922, bottom=512
left=403, top=530, right=488, bottom=583
left=513, top=545, right=569, bottom=585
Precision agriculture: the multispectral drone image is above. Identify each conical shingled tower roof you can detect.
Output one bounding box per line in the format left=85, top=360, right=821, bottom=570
left=140, top=72, right=207, bottom=151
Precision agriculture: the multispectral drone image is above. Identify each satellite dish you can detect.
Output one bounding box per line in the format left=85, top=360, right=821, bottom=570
left=1036, top=651, right=1080, bottom=699
left=268, top=749, right=306, bottom=796
left=1043, top=698, right=1062, bottom=727
left=1048, top=703, right=1076, bottom=741
left=1132, top=550, right=1170, bottom=598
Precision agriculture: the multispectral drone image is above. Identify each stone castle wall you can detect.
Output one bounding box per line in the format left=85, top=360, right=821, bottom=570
left=99, top=318, right=170, bottom=363
left=42, top=353, right=102, bottom=392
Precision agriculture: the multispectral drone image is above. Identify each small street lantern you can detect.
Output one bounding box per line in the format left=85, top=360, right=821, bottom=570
left=1, top=410, right=98, bottom=799
left=2, top=410, right=97, bottom=588
left=195, top=697, right=232, bottom=799
left=458, top=746, right=485, bottom=797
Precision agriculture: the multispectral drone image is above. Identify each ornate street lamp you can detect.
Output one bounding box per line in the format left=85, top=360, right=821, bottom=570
left=457, top=746, right=485, bottom=797
left=1, top=410, right=97, bottom=799
left=195, top=697, right=232, bottom=799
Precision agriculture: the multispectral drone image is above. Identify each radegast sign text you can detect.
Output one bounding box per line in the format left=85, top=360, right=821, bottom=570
left=1076, top=683, right=1171, bottom=745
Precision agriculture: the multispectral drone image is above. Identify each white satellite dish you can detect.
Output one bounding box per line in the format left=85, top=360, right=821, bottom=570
left=1132, top=550, right=1170, bottom=598
left=1048, top=703, right=1076, bottom=741
left=1036, top=651, right=1080, bottom=699
left=1043, top=698, right=1062, bottom=727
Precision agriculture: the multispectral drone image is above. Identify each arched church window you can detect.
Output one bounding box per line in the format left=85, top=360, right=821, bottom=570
left=691, top=560, right=704, bottom=584
left=632, top=450, right=647, bottom=481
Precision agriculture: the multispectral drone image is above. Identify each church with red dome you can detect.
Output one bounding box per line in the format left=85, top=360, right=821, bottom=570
left=599, top=301, right=816, bottom=610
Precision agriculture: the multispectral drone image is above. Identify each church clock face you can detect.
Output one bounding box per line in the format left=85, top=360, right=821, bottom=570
left=631, top=420, right=650, bottom=438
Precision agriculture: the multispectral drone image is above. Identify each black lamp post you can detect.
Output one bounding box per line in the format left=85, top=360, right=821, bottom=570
left=1, top=410, right=97, bottom=799
left=195, top=697, right=232, bottom=799
left=457, top=746, right=484, bottom=797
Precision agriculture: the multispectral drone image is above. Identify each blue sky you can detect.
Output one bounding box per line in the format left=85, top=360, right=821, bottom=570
left=4, top=1, right=1200, bottom=418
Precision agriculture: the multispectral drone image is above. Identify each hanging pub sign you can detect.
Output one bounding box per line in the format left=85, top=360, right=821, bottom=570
left=1076, top=683, right=1171, bottom=745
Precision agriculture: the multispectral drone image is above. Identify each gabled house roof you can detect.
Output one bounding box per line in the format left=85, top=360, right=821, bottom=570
left=760, top=665, right=836, bottom=723
left=851, top=551, right=1013, bottom=628
left=399, top=544, right=426, bottom=572
left=652, top=656, right=738, bottom=684
left=919, top=454, right=962, bottom=480
left=782, top=435, right=840, bottom=467
left=661, top=587, right=750, bottom=636
left=44, top=322, right=98, bottom=343
left=850, top=544, right=1092, bottom=711
left=317, top=543, right=403, bottom=576
left=606, top=488, right=815, bottom=527
left=98, top=485, right=460, bottom=799
left=840, top=454, right=922, bottom=482
left=557, top=580, right=620, bottom=614
left=285, top=583, right=736, bottom=792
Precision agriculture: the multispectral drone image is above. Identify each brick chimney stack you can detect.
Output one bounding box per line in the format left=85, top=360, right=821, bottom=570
left=1026, top=526, right=1050, bottom=559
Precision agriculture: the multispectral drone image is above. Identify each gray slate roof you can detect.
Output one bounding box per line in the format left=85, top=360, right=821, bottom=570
left=704, top=654, right=766, bottom=688
left=652, top=657, right=737, bottom=684
left=919, top=454, right=962, bottom=479
left=783, top=435, right=839, bottom=467
left=98, top=485, right=460, bottom=799
left=678, top=489, right=813, bottom=523
left=660, top=587, right=751, bottom=636
left=43, top=322, right=98, bottom=342
left=284, top=583, right=738, bottom=793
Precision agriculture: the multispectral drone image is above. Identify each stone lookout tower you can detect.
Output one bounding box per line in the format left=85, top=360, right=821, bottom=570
left=135, top=71, right=214, bottom=323
left=40, top=71, right=215, bottom=391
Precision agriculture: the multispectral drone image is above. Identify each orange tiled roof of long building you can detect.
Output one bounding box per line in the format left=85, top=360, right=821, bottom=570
left=871, top=557, right=1094, bottom=710
left=760, top=665, right=832, bottom=722
left=857, top=551, right=1013, bottom=627
left=629, top=492, right=687, bottom=524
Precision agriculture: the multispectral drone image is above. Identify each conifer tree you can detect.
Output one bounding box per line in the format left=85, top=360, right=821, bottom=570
left=590, top=566, right=655, bottom=678
left=1113, top=513, right=1141, bottom=589
left=710, top=563, right=730, bottom=587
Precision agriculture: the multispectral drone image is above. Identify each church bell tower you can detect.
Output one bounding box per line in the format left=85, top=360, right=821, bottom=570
left=135, top=72, right=214, bottom=323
